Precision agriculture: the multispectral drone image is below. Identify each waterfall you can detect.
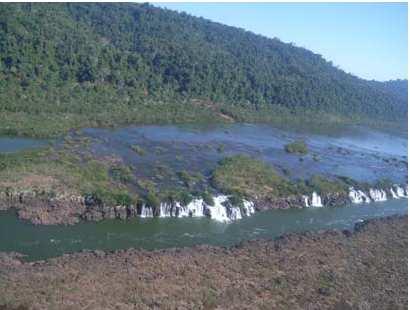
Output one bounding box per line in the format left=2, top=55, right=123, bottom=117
left=175, top=202, right=190, bottom=217
left=186, top=199, right=205, bottom=217
left=349, top=188, right=370, bottom=204
left=349, top=189, right=362, bottom=204
left=140, top=195, right=257, bottom=222
left=158, top=203, right=172, bottom=217
left=302, top=195, right=310, bottom=207
left=310, top=192, right=323, bottom=207
left=139, top=204, right=154, bottom=218
left=227, top=207, right=242, bottom=220
left=369, top=188, right=387, bottom=202
left=390, top=188, right=399, bottom=199
left=349, top=185, right=409, bottom=204
left=242, top=200, right=255, bottom=216
left=204, top=195, right=230, bottom=222
left=395, top=185, right=407, bottom=198
left=358, top=190, right=371, bottom=203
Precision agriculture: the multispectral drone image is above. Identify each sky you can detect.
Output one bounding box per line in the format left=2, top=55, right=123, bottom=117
left=155, top=3, right=407, bottom=81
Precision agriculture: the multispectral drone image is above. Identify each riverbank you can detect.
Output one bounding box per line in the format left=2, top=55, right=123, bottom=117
left=0, top=215, right=407, bottom=309
left=1, top=102, right=406, bottom=139
left=0, top=183, right=407, bottom=225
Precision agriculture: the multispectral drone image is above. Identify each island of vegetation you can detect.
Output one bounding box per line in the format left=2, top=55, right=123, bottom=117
left=284, top=140, right=309, bottom=155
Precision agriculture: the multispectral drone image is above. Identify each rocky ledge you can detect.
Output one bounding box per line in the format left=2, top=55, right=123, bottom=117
left=0, top=215, right=407, bottom=309
left=0, top=184, right=407, bottom=225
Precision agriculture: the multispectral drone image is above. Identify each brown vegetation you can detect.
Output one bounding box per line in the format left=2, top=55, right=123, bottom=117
left=0, top=216, right=407, bottom=310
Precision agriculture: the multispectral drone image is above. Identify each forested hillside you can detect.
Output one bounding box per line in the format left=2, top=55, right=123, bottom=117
left=0, top=3, right=407, bottom=137
left=369, top=79, right=408, bottom=102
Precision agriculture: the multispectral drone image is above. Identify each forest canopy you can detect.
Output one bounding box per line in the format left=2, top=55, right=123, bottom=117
left=0, top=3, right=407, bottom=137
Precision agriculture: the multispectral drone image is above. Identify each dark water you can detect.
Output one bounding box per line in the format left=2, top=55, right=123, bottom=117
left=0, top=199, right=407, bottom=261
left=0, top=137, right=48, bottom=153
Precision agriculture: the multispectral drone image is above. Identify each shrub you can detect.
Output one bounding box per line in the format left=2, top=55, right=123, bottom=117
left=113, top=192, right=135, bottom=206
left=216, top=144, right=225, bottom=153
left=131, top=145, right=145, bottom=156
left=89, top=188, right=135, bottom=206
left=211, top=155, right=292, bottom=199
left=284, top=140, right=308, bottom=155
left=201, top=191, right=215, bottom=206
left=146, top=191, right=160, bottom=208
left=225, top=194, right=244, bottom=208
left=177, top=170, right=203, bottom=188
left=110, top=165, right=134, bottom=183
left=306, top=175, right=349, bottom=194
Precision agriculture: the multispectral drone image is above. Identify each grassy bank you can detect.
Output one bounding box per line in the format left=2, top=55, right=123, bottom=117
left=1, top=100, right=406, bottom=138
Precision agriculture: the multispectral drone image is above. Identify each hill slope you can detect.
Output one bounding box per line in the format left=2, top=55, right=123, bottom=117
left=0, top=3, right=407, bottom=137
left=369, top=79, right=408, bottom=102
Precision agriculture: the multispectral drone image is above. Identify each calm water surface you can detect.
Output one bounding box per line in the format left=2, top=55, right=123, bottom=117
left=0, top=137, right=48, bottom=153
left=83, top=123, right=407, bottom=184
left=0, top=199, right=407, bottom=261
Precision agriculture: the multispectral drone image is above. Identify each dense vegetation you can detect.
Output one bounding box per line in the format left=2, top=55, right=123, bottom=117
left=210, top=155, right=360, bottom=201
left=284, top=140, right=308, bottom=155
left=368, top=79, right=408, bottom=102
left=0, top=3, right=407, bottom=137
left=211, top=155, right=292, bottom=199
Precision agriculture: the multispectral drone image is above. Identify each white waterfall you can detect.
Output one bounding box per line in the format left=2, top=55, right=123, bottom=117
left=302, top=195, right=310, bottom=207
left=158, top=203, right=172, bottom=217
left=242, top=200, right=255, bottom=216
left=186, top=199, right=205, bottom=217
left=394, top=185, right=407, bottom=198
left=369, top=188, right=387, bottom=202
left=349, top=188, right=371, bottom=204
left=350, top=185, right=409, bottom=204
left=228, top=207, right=242, bottom=220
left=175, top=202, right=190, bottom=217
left=349, top=188, right=362, bottom=204
left=310, top=192, right=323, bottom=207
left=358, top=190, right=371, bottom=203
left=204, top=195, right=230, bottom=222
left=390, top=188, right=399, bottom=199
left=139, top=204, right=154, bottom=218
left=146, top=195, right=257, bottom=222
left=157, top=202, right=193, bottom=218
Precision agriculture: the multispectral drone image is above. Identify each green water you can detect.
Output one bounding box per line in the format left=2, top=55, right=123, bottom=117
left=0, top=199, right=407, bottom=261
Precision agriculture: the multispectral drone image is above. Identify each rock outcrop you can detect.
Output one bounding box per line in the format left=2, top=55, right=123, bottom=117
left=1, top=183, right=407, bottom=225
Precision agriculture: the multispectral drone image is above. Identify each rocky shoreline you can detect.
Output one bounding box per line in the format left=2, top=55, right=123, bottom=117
left=0, top=215, right=407, bottom=309
left=0, top=184, right=407, bottom=225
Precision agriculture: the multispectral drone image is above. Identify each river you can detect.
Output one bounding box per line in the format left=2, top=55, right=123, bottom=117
left=0, top=123, right=407, bottom=261
left=0, top=199, right=407, bottom=261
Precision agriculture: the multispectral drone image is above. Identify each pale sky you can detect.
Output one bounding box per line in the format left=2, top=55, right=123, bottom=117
left=156, top=3, right=408, bottom=81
